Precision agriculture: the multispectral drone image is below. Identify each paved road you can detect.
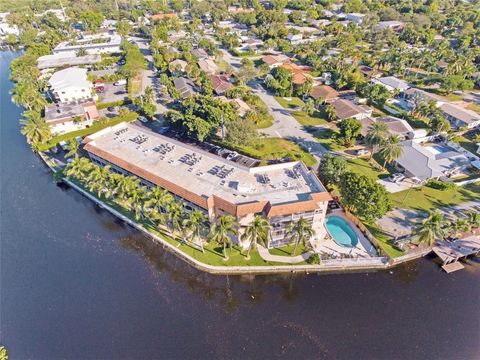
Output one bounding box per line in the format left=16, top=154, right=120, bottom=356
left=250, top=81, right=329, bottom=163
left=130, top=36, right=168, bottom=115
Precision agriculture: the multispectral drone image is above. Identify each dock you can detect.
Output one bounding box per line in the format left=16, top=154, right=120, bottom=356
left=432, top=235, right=480, bottom=273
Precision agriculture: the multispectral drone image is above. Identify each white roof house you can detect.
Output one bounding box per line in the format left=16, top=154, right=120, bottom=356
left=372, top=76, right=410, bottom=92
left=440, top=103, right=480, bottom=129
left=396, top=140, right=471, bottom=180
left=53, top=32, right=122, bottom=55
left=48, top=67, right=93, bottom=103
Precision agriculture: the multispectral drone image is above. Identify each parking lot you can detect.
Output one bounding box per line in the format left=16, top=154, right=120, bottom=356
left=97, top=82, right=128, bottom=103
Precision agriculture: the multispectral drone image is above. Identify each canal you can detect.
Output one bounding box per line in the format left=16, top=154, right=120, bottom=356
left=1, top=51, right=479, bottom=359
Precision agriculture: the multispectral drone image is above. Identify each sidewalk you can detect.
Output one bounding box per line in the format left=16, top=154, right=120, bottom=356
left=257, top=245, right=312, bottom=264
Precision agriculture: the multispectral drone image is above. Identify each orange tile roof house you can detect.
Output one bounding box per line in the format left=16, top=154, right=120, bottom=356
left=209, top=74, right=233, bottom=95
left=84, top=123, right=331, bottom=247
left=261, top=54, right=291, bottom=67
left=150, top=13, right=177, bottom=21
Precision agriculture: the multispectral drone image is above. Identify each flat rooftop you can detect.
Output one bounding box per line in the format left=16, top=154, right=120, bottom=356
left=84, top=123, right=326, bottom=206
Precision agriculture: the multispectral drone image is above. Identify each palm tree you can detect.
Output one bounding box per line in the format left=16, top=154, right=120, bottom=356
left=466, top=211, right=480, bottom=228
left=447, top=218, right=471, bottom=239
left=66, top=139, right=80, bottom=159
left=414, top=211, right=446, bottom=246
left=208, top=215, right=238, bottom=260
left=145, top=187, right=173, bottom=214
left=378, top=134, right=403, bottom=170
left=64, top=157, right=94, bottom=180
left=365, top=121, right=388, bottom=160
left=166, top=201, right=184, bottom=236
left=241, top=215, right=270, bottom=259
left=126, top=184, right=148, bottom=220
left=20, top=110, right=51, bottom=146
left=285, top=217, right=314, bottom=255
left=144, top=85, right=155, bottom=103
left=86, top=165, right=111, bottom=197
left=182, top=209, right=208, bottom=252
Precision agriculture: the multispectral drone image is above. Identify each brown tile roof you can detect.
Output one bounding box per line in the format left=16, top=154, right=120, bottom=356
left=266, top=192, right=331, bottom=217
left=150, top=13, right=177, bottom=20
left=292, top=73, right=311, bottom=85
left=209, top=75, right=233, bottom=95
left=332, top=99, right=366, bottom=120
left=310, top=85, right=339, bottom=100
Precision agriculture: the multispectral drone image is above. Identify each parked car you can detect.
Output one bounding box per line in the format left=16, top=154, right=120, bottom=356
left=226, top=151, right=238, bottom=161
left=117, top=59, right=126, bottom=65
left=114, top=79, right=127, bottom=86
left=138, top=116, right=148, bottom=123
left=159, top=126, right=169, bottom=134
left=107, top=106, right=115, bottom=112
left=355, top=148, right=370, bottom=156
left=59, top=140, right=68, bottom=151
left=389, top=173, right=405, bottom=183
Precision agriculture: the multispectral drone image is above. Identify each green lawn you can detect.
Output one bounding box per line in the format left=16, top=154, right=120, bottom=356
left=239, top=138, right=317, bottom=167
left=457, top=134, right=479, bottom=155
left=291, top=110, right=329, bottom=127
left=364, top=223, right=405, bottom=258
left=390, top=183, right=480, bottom=212
left=254, top=114, right=274, bottom=129
left=68, top=177, right=291, bottom=267
left=39, top=111, right=139, bottom=151
left=274, top=96, right=305, bottom=109
left=269, top=243, right=308, bottom=256
left=314, top=127, right=345, bottom=152
left=346, top=157, right=390, bottom=180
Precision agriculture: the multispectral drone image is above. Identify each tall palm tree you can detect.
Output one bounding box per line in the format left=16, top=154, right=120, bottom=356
left=241, top=215, right=270, bottom=259
left=466, top=211, right=480, bottom=228
left=86, top=165, right=111, bottom=197
left=448, top=218, right=471, bottom=239
left=378, top=134, right=403, bottom=170
left=414, top=210, right=446, bottom=246
left=64, top=157, right=94, bottom=180
left=20, top=110, right=51, bottom=146
left=166, top=201, right=184, bottom=236
left=127, top=184, right=148, bottom=220
left=285, top=217, right=314, bottom=255
left=365, top=121, right=388, bottom=160
left=145, top=187, right=173, bottom=214
left=182, top=209, right=208, bottom=252
left=208, top=215, right=238, bottom=260
left=66, top=139, right=80, bottom=159
left=144, top=85, right=155, bottom=103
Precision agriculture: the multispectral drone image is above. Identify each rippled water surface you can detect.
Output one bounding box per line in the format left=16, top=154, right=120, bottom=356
left=1, top=52, right=479, bottom=359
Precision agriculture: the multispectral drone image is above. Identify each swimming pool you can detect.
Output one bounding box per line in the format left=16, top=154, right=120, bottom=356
left=325, top=216, right=358, bottom=248
left=426, top=145, right=450, bottom=155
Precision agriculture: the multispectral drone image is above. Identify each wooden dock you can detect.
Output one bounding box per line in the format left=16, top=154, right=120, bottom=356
left=433, top=235, right=480, bottom=273
left=442, top=262, right=465, bottom=273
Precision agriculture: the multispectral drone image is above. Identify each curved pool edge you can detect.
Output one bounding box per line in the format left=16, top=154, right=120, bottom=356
left=325, top=215, right=359, bottom=248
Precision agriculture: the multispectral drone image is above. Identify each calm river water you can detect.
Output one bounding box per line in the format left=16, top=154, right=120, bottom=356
left=1, top=52, right=479, bottom=360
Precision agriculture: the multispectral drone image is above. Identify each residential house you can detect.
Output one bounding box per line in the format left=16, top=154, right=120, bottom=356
left=48, top=67, right=93, bottom=103
left=169, top=59, right=188, bottom=74
left=192, top=48, right=209, bottom=60
left=346, top=13, right=366, bottom=24
left=440, top=103, right=480, bottom=129
left=359, top=116, right=415, bottom=140
left=358, top=65, right=383, bottom=79
left=209, top=74, right=233, bottom=95
left=198, top=59, right=219, bottom=74
left=310, top=85, right=339, bottom=102
left=173, top=77, right=196, bottom=98
left=261, top=54, right=291, bottom=68
left=395, top=139, right=471, bottom=181
left=332, top=99, right=371, bottom=121
left=403, top=88, right=447, bottom=108
left=236, top=37, right=264, bottom=52
left=44, top=100, right=99, bottom=134
left=150, top=13, right=177, bottom=21
left=286, top=33, right=303, bottom=44
left=53, top=32, right=122, bottom=55
left=372, top=76, right=410, bottom=93
left=218, top=96, right=252, bottom=117
left=35, top=9, right=67, bottom=22
left=376, top=21, right=405, bottom=32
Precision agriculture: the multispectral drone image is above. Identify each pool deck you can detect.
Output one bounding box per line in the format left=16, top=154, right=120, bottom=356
left=310, top=211, right=377, bottom=258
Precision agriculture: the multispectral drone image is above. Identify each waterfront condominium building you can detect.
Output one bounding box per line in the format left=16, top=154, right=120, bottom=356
left=83, top=123, right=332, bottom=248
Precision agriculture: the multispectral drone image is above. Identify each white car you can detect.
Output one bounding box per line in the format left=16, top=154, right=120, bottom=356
left=389, top=173, right=405, bottom=183
left=138, top=116, right=148, bottom=123
left=114, top=79, right=127, bottom=86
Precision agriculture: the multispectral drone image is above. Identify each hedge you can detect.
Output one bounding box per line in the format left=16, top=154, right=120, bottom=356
left=96, top=99, right=132, bottom=110
left=38, top=111, right=139, bottom=151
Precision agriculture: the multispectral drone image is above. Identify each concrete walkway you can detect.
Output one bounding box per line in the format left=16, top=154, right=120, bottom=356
left=257, top=245, right=312, bottom=264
